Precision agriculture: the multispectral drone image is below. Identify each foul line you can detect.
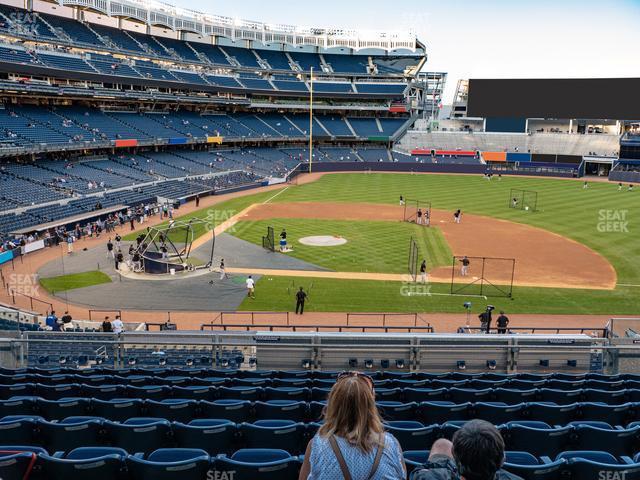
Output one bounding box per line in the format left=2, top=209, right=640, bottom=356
left=618, top=284, right=640, bottom=288
left=262, top=187, right=289, bottom=205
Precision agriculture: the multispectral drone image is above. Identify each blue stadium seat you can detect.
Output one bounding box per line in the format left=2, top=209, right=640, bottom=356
left=37, top=447, right=127, bottom=480
left=200, top=400, right=252, bottom=423
left=172, top=419, right=237, bottom=455
left=91, top=398, right=144, bottom=422
left=502, top=425, right=573, bottom=457
left=0, top=417, right=39, bottom=445
left=0, top=383, right=35, bottom=398
left=214, top=448, right=300, bottom=480
left=310, top=387, right=331, bottom=401
left=493, top=388, right=538, bottom=404
left=145, top=399, right=198, bottom=423
left=124, top=385, right=171, bottom=400
left=384, top=421, right=439, bottom=451
left=525, top=402, right=577, bottom=426
left=36, top=383, right=81, bottom=400
left=375, top=388, right=403, bottom=402
left=239, top=420, right=306, bottom=454
left=448, top=388, right=492, bottom=404
left=0, top=398, right=36, bottom=418
left=578, top=402, right=631, bottom=426
left=81, top=384, right=126, bottom=400
left=126, top=448, right=211, bottom=480
left=574, top=425, right=640, bottom=456
left=417, top=402, right=469, bottom=425
left=104, top=418, right=172, bottom=454
left=583, top=388, right=627, bottom=404
left=403, top=450, right=430, bottom=476
left=37, top=397, right=91, bottom=420
left=0, top=451, right=39, bottom=480
left=502, top=451, right=569, bottom=480
left=308, top=401, right=326, bottom=422
left=377, top=401, right=418, bottom=421
left=171, top=386, right=215, bottom=401
left=37, top=417, right=103, bottom=451
left=538, top=388, right=582, bottom=404
left=474, top=402, right=525, bottom=424
left=263, top=387, right=309, bottom=401
left=219, top=386, right=263, bottom=401
left=253, top=400, right=307, bottom=422
left=568, top=458, right=640, bottom=480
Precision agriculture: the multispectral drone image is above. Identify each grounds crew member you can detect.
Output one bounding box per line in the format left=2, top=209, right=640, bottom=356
left=295, top=287, right=308, bottom=315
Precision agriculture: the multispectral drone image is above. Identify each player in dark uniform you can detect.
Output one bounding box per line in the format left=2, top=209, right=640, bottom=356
left=295, top=287, right=308, bottom=315
left=420, top=260, right=427, bottom=283
left=280, top=229, right=287, bottom=252
left=460, top=256, right=470, bottom=276
left=496, top=311, right=510, bottom=334
left=417, top=208, right=423, bottom=225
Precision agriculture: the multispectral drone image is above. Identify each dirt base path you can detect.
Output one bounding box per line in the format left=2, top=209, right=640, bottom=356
left=240, top=202, right=616, bottom=290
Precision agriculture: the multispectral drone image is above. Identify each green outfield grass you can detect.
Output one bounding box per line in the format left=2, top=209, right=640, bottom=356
left=238, top=276, right=640, bottom=315
left=152, top=173, right=640, bottom=313
left=277, top=174, right=640, bottom=285
left=231, top=218, right=452, bottom=273
left=39, top=271, right=112, bottom=293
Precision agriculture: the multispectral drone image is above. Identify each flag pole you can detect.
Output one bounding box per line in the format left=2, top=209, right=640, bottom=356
left=309, top=66, right=314, bottom=174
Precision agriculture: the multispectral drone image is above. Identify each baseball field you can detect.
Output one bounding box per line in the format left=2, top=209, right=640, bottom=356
left=128, top=171, right=639, bottom=315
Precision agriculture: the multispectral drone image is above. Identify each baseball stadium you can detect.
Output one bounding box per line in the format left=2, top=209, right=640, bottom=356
left=0, top=0, right=638, bottom=478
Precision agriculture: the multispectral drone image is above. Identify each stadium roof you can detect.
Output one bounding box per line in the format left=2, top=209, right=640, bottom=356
left=58, top=0, right=421, bottom=52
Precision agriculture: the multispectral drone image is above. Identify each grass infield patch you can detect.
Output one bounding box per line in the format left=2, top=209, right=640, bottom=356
left=39, top=271, right=112, bottom=293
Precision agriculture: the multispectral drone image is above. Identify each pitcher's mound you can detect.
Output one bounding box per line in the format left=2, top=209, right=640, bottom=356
left=299, top=235, right=347, bottom=247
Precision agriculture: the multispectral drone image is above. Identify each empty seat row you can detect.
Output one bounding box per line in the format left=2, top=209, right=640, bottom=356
left=0, top=445, right=301, bottom=480
left=5, top=396, right=640, bottom=428
left=4, top=367, right=632, bottom=382
left=3, top=415, right=640, bottom=459
left=4, top=381, right=640, bottom=405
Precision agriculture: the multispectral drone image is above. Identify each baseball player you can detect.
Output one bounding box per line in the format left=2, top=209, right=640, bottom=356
left=279, top=229, right=287, bottom=252
left=416, top=208, right=423, bottom=225
left=399, top=195, right=405, bottom=206
left=460, top=256, right=470, bottom=276
left=424, top=209, right=430, bottom=226
left=512, top=197, right=519, bottom=208
left=454, top=209, right=462, bottom=224
left=246, top=275, right=255, bottom=299
left=219, top=258, right=229, bottom=280
left=420, top=259, right=427, bottom=283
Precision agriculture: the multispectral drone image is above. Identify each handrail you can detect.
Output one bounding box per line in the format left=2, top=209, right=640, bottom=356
left=200, top=323, right=433, bottom=333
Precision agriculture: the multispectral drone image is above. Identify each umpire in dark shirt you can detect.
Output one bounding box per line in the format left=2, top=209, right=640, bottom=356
left=496, top=311, right=510, bottom=334
left=295, top=287, right=307, bottom=315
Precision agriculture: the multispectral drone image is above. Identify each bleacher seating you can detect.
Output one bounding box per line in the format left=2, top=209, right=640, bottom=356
left=0, top=367, right=638, bottom=478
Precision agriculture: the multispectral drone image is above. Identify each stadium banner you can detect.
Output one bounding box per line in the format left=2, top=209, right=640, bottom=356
left=168, top=138, right=188, bottom=145
left=368, top=136, right=390, bottom=142
left=482, top=151, right=507, bottom=162
left=0, top=250, right=13, bottom=266
left=389, top=105, right=408, bottom=113
left=23, top=240, right=45, bottom=254
left=506, top=152, right=531, bottom=162
left=207, top=136, right=224, bottom=144
left=436, top=150, right=476, bottom=157
left=115, top=139, right=138, bottom=148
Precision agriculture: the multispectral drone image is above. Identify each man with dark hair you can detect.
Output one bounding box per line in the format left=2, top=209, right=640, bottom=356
left=410, top=420, right=522, bottom=480
left=496, top=311, right=509, bottom=334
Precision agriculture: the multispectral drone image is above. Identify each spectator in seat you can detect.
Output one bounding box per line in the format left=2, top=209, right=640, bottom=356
left=410, top=420, right=522, bottom=480
left=299, top=371, right=406, bottom=479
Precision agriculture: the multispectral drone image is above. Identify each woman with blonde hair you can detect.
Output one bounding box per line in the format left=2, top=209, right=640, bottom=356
left=299, top=371, right=406, bottom=479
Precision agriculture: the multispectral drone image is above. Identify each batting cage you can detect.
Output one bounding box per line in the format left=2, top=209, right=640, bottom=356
left=403, top=199, right=432, bottom=226
left=509, top=189, right=538, bottom=212
left=408, top=237, right=419, bottom=282
left=450, top=256, right=516, bottom=298
left=262, top=226, right=275, bottom=252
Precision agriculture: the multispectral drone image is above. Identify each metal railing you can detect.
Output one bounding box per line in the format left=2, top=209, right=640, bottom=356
left=200, top=323, right=434, bottom=333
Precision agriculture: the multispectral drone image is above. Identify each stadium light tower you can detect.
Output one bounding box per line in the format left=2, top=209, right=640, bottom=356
left=309, top=66, right=314, bottom=173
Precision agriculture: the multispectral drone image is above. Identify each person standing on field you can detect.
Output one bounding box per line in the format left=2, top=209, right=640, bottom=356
left=295, top=287, right=308, bottom=315
left=460, top=256, right=470, bottom=276
left=420, top=260, right=428, bottom=283
left=246, top=275, right=255, bottom=299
